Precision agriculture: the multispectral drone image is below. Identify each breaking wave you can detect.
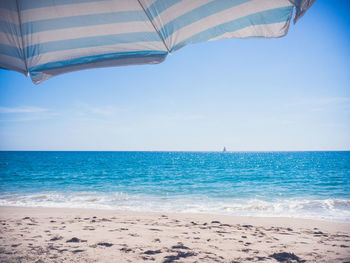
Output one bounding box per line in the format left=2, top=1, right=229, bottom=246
left=1, top=192, right=349, bottom=222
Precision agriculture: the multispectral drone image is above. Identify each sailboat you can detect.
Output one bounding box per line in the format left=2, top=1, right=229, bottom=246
left=223, top=147, right=227, bottom=153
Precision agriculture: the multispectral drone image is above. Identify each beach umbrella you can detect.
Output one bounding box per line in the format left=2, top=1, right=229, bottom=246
left=0, top=0, right=314, bottom=84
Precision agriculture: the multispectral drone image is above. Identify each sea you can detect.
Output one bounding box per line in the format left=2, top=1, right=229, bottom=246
left=0, top=151, right=349, bottom=222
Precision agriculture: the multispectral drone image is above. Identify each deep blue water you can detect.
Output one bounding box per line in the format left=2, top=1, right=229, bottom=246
left=0, top=151, right=349, bottom=221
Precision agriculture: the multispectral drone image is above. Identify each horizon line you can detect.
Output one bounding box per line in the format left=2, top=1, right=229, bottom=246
left=1, top=150, right=349, bottom=152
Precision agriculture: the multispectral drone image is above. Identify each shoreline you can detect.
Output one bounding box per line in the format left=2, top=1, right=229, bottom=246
left=1, top=206, right=349, bottom=262
left=0, top=202, right=349, bottom=223
left=1, top=205, right=350, bottom=224
left=1, top=194, right=349, bottom=223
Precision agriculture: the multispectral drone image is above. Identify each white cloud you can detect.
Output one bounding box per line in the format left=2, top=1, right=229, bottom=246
left=0, top=106, right=57, bottom=122
left=286, top=97, right=350, bottom=108
left=0, top=106, right=48, bottom=114
left=73, top=103, right=125, bottom=117
left=89, top=106, right=117, bottom=115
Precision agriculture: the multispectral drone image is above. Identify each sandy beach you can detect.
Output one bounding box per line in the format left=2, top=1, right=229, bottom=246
left=0, top=206, right=349, bottom=262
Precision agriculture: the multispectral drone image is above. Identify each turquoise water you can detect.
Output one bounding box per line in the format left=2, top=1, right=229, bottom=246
left=0, top=151, right=350, bottom=221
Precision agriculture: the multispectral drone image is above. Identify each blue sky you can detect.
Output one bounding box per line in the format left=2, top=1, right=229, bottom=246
left=0, top=0, right=349, bottom=151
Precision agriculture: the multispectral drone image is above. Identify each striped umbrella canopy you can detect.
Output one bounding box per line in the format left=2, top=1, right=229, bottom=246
left=0, top=0, right=315, bottom=84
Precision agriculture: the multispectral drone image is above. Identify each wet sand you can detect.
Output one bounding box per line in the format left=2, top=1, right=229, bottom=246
left=0, top=206, right=349, bottom=262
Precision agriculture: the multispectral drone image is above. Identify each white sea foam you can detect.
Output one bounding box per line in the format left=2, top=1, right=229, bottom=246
left=0, top=192, right=350, bottom=222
